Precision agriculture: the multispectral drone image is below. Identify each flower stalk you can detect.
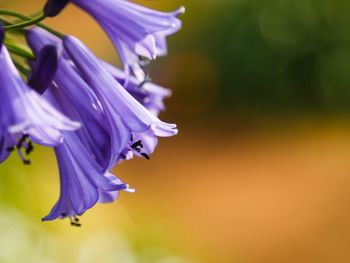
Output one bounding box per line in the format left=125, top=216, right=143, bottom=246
left=4, top=13, right=46, bottom=31
left=0, top=9, right=63, bottom=38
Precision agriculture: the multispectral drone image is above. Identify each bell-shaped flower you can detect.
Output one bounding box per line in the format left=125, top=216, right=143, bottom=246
left=27, top=28, right=177, bottom=164
left=0, top=27, right=80, bottom=164
left=27, top=28, right=129, bottom=170
left=25, top=39, right=134, bottom=222
left=70, top=0, right=184, bottom=75
left=63, top=35, right=178, bottom=159
left=42, top=128, right=132, bottom=222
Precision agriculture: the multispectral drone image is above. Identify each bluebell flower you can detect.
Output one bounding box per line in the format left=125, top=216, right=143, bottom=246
left=0, top=0, right=183, bottom=224
left=25, top=35, right=134, bottom=222
left=42, top=128, right=132, bottom=223
left=70, top=0, right=184, bottom=76
left=0, top=27, right=80, bottom=164
left=25, top=27, right=177, bottom=222
left=27, top=28, right=130, bottom=169
left=27, top=28, right=178, bottom=161
left=63, top=35, right=178, bottom=159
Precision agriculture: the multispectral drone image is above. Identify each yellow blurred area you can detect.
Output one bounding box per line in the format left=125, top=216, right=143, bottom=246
left=1, top=1, right=350, bottom=263
left=2, top=119, right=350, bottom=263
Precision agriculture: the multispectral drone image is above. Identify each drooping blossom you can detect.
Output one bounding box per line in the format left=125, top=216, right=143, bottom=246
left=69, top=0, right=184, bottom=78
left=27, top=27, right=178, bottom=160
left=27, top=28, right=115, bottom=169
left=27, top=29, right=135, bottom=169
left=63, top=35, right=178, bottom=159
left=42, top=126, right=132, bottom=223
left=0, top=26, right=80, bottom=164
left=27, top=38, right=134, bottom=222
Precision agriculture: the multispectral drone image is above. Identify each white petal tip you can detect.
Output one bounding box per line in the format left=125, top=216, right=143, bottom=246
left=177, top=6, right=186, bottom=15
left=125, top=185, right=136, bottom=193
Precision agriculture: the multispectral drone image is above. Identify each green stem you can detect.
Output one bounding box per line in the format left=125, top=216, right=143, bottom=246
left=0, top=18, right=25, bottom=35
left=4, top=13, right=46, bottom=31
left=13, top=60, right=30, bottom=76
left=0, top=9, right=64, bottom=38
left=4, top=38, right=35, bottom=60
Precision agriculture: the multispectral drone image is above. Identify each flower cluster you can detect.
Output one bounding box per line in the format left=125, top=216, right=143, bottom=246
left=0, top=0, right=183, bottom=225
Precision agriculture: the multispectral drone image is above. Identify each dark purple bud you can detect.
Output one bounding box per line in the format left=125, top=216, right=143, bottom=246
left=43, top=0, right=70, bottom=17
left=0, top=23, right=4, bottom=49
left=28, top=45, right=60, bottom=94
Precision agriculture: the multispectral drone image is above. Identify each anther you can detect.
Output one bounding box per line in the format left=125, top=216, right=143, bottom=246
left=16, top=134, right=30, bottom=148
left=131, top=140, right=143, bottom=149
left=68, top=216, right=82, bottom=227
left=25, top=142, right=34, bottom=155
left=135, top=147, right=141, bottom=153
left=141, top=152, right=150, bottom=160
left=22, top=159, right=31, bottom=165
left=14, top=135, right=34, bottom=165
left=70, top=221, right=81, bottom=227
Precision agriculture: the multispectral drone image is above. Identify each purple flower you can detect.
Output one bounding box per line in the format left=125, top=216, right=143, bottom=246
left=25, top=32, right=134, bottom=222
left=63, top=35, right=178, bottom=159
left=0, top=27, right=80, bottom=164
left=25, top=28, right=177, bottom=222
left=28, top=28, right=178, bottom=162
left=70, top=0, right=184, bottom=76
left=27, top=28, right=129, bottom=169
left=42, top=127, right=132, bottom=223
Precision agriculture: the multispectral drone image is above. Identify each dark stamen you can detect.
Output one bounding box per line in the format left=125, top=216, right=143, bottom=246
left=68, top=215, right=82, bottom=227
left=16, top=134, right=29, bottom=148
left=131, top=140, right=143, bottom=149
left=25, top=142, right=34, bottom=155
left=22, top=159, right=31, bottom=165
left=141, top=153, right=150, bottom=160
left=136, top=148, right=142, bottom=153
left=70, top=221, right=81, bottom=227
left=13, top=134, right=34, bottom=165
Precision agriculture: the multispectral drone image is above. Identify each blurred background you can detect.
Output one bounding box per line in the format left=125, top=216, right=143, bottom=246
left=1, top=0, right=350, bottom=262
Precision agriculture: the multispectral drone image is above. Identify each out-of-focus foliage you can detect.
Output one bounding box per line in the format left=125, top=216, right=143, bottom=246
left=160, top=0, right=350, bottom=116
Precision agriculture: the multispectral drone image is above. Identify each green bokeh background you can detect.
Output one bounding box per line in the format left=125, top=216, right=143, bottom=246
left=2, top=1, right=350, bottom=263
